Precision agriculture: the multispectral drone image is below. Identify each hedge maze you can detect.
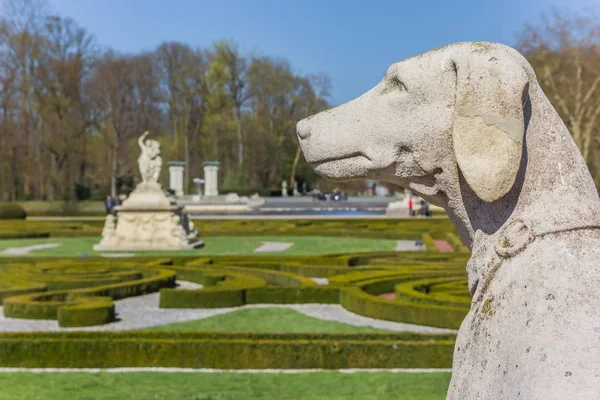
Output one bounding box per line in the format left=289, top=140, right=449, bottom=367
left=152, top=255, right=471, bottom=329
left=0, top=253, right=470, bottom=328
left=0, top=261, right=176, bottom=327
left=0, top=219, right=471, bottom=369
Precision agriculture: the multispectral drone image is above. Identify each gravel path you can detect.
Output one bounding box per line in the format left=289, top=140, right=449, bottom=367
left=0, top=243, right=61, bottom=255
left=395, top=240, right=425, bottom=252
left=0, top=281, right=456, bottom=334
left=253, top=242, right=293, bottom=252
left=98, top=253, right=136, bottom=258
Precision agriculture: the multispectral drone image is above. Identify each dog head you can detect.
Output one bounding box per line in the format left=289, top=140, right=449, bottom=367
left=297, top=42, right=532, bottom=203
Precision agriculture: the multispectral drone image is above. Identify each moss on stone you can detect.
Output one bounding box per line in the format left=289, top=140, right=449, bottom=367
left=472, top=42, right=494, bottom=53
left=482, top=296, right=496, bottom=317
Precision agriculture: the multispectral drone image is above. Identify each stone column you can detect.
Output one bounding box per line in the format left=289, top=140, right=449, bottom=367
left=203, top=161, right=220, bottom=197
left=168, top=161, right=185, bottom=197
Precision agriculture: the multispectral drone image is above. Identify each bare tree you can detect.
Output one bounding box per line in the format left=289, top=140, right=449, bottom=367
left=211, top=41, right=250, bottom=186
left=91, top=52, right=139, bottom=196
left=517, top=8, right=600, bottom=186
left=289, top=74, right=331, bottom=190
left=0, top=0, right=50, bottom=198
left=0, top=5, right=332, bottom=200
left=34, top=15, right=96, bottom=200
left=155, top=42, right=206, bottom=191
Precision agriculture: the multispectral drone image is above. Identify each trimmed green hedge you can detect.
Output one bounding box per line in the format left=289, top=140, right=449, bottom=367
left=57, top=296, right=115, bottom=327
left=4, top=291, right=82, bottom=320
left=28, top=265, right=143, bottom=291
left=201, top=272, right=225, bottom=286
left=0, top=218, right=459, bottom=240
left=4, top=268, right=176, bottom=326
left=394, top=277, right=470, bottom=307
left=0, top=283, right=47, bottom=303
left=0, top=228, right=471, bottom=329
left=160, top=287, right=245, bottom=308
left=195, top=219, right=457, bottom=240
left=0, top=220, right=102, bottom=238
left=0, top=203, right=26, bottom=219
left=422, top=233, right=436, bottom=252
left=0, top=231, right=50, bottom=239
left=0, top=331, right=456, bottom=369
left=3, top=292, right=115, bottom=327
left=339, top=287, right=468, bottom=329
left=186, top=262, right=317, bottom=287
left=196, top=258, right=363, bottom=278
left=156, top=261, right=470, bottom=330
left=161, top=280, right=339, bottom=309
left=160, top=269, right=266, bottom=308
left=245, top=287, right=340, bottom=304
left=445, top=232, right=469, bottom=253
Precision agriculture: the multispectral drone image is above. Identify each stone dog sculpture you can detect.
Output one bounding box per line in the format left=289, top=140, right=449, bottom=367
left=297, top=42, right=600, bottom=399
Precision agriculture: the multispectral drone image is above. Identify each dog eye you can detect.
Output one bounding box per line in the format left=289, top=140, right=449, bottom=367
left=389, top=76, right=407, bottom=92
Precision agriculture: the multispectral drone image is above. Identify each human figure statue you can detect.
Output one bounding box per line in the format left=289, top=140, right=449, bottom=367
left=137, top=131, right=162, bottom=183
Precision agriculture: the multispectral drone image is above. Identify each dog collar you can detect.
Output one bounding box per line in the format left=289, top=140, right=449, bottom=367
left=467, top=219, right=600, bottom=300
left=494, top=219, right=600, bottom=259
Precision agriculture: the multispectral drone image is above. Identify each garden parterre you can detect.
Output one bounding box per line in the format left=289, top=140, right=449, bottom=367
left=0, top=218, right=470, bottom=369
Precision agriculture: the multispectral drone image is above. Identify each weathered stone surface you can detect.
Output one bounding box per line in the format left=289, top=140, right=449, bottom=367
left=95, top=182, right=203, bottom=251
left=297, top=42, right=600, bottom=399
left=94, top=208, right=200, bottom=251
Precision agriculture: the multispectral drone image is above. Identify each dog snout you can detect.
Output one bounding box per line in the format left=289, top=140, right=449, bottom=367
left=296, top=119, right=311, bottom=140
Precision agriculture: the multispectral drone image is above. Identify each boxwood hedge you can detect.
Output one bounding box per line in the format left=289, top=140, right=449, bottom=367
left=0, top=203, right=26, bottom=219
left=0, top=331, right=456, bottom=369
left=0, top=217, right=471, bottom=330
left=3, top=266, right=176, bottom=327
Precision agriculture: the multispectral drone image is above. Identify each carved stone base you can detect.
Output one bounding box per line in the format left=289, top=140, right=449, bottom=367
left=94, top=183, right=203, bottom=251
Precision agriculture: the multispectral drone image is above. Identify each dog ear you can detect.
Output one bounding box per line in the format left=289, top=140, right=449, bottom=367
left=443, top=50, right=530, bottom=203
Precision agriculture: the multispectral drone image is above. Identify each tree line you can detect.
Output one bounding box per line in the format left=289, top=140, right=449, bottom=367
left=0, top=0, right=330, bottom=201
left=517, top=9, right=600, bottom=191
left=0, top=1, right=598, bottom=202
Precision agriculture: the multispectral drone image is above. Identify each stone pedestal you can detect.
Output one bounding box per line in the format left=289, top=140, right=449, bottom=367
left=94, top=182, right=203, bottom=251
left=203, top=161, right=220, bottom=197
left=168, top=161, right=185, bottom=197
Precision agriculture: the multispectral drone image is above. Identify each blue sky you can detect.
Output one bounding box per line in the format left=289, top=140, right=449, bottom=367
left=41, top=0, right=597, bottom=105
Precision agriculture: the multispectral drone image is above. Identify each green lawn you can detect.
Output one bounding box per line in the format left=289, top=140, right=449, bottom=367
left=0, top=371, right=452, bottom=400
left=144, top=308, right=389, bottom=333
left=0, top=235, right=398, bottom=257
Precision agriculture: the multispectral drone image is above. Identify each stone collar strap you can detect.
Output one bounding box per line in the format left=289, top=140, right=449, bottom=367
left=467, top=219, right=600, bottom=301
